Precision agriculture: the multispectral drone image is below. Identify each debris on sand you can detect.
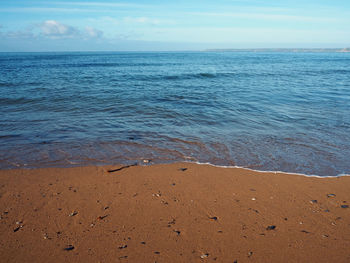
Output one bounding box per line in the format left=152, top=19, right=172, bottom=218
left=69, top=211, right=78, bottom=217
left=64, top=245, right=75, bottom=251
left=200, top=253, right=209, bottom=259
left=266, top=225, right=276, bottom=230
left=119, top=245, right=128, bottom=249
left=108, top=163, right=137, bottom=173
left=13, top=226, right=21, bottom=232
left=97, top=215, right=108, bottom=220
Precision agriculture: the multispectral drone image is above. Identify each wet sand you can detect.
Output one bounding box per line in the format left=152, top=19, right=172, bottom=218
left=1, top=162, right=350, bottom=262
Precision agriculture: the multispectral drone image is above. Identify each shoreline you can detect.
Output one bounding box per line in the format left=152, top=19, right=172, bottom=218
left=1, top=162, right=350, bottom=262
left=193, top=162, right=350, bottom=178
left=2, top=160, right=349, bottom=178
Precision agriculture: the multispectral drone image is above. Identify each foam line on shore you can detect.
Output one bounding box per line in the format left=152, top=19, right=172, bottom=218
left=191, top=161, right=350, bottom=178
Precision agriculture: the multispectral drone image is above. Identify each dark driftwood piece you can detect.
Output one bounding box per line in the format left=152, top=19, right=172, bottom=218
left=108, top=163, right=137, bottom=173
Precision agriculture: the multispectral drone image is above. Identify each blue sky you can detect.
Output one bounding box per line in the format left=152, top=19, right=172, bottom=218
left=0, top=0, right=349, bottom=51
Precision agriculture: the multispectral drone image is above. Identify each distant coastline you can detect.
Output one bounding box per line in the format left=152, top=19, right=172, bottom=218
left=205, top=48, right=350, bottom=53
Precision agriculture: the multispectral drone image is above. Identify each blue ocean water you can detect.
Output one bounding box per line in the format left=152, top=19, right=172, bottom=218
left=0, top=51, right=349, bottom=176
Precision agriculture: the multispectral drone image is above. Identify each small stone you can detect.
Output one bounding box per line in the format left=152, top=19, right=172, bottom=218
left=179, top=168, right=187, bottom=171
left=341, top=205, right=349, bottom=208
left=154, top=251, right=160, bottom=254
left=310, top=200, right=318, bottom=204
left=248, top=251, right=253, bottom=257
left=200, top=253, right=209, bottom=259
left=64, top=245, right=74, bottom=251
left=168, top=218, right=176, bottom=225
left=327, top=194, right=336, bottom=198
left=209, top=216, right=218, bottom=221
left=266, top=225, right=276, bottom=230
left=251, top=198, right=256, bottom=201
left=13, top=226, right=21, bottom=232
left=174, top=230, right=181, bottom=235
left=118, top=245, right=127, bottom=249
left=69, top=211, right=78, bottom=217
left=143, top=159, right=151, bottom=163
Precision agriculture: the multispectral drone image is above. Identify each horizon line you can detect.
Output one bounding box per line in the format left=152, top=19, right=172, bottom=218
left=1, top=47, right=350, bottom=53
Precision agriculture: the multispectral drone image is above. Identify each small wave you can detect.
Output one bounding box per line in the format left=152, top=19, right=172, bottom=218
left=192, top=161, right=350, bottom=178
left=64, top=62, right=162, bottom=68
left=0, top=134, right=22, bottom=139
left=164, top=72, right=218, bottom=80
left=0, top=82, right=20, bottom=87
left=302, top=69, right=350, bottom=76
left=0, top=97, right=40, bottom=105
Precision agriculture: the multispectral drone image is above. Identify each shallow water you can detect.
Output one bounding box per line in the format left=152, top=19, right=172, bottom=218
left=0, top=51, right=349, bottom=176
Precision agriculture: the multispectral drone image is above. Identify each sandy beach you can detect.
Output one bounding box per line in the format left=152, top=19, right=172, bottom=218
left=1, top=163, right=350, bottom=262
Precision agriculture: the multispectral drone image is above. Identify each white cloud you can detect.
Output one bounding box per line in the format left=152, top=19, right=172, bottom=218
left=40, top=20, right=80, bottom=39
left=6, top=30, right=35, bottom=39
left=0, top=20, right=104, bottom=40
left=187, top=12, right=338, bottom=23
left=85, top=26, right=103, bottom=38
left=0, top=7, right=92, bottom=13
left=138, top=26, right=350, bottom=44
left=123, top=16, right=160, bottom=25
left=0, top=25, right=35, bottom=39
left=52, top=2, right=146, bottom=8
left=88, top=16, right=120, bottom=25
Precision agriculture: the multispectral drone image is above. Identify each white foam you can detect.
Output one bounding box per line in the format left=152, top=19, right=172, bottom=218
left=184, top=161, right=350, bottom=178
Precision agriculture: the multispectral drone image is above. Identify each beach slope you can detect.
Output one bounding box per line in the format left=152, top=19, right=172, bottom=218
left=1, top=163, right=350, bottom=262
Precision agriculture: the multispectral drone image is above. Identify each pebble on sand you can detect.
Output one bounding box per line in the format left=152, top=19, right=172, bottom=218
left=69, top=211, right=78, bottom=217
left=64, top=245, right=75, bottom=251
left=266, top=225, right=276, bottom=230
left=200, top=253, right=209, bottom=259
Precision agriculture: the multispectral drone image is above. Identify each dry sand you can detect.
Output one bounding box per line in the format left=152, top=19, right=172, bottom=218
left=1, top=162, right=350, bottom=262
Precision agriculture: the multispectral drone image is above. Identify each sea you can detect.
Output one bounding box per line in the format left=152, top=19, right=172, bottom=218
left=0, top=51, right=349, bottom=176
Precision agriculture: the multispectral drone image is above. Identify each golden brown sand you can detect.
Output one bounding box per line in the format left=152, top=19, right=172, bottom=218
left=1, top=163, right=350, bottom=262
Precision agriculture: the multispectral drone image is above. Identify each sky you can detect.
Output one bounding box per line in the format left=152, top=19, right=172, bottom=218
left=0, top=0, right=350, bottom=51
